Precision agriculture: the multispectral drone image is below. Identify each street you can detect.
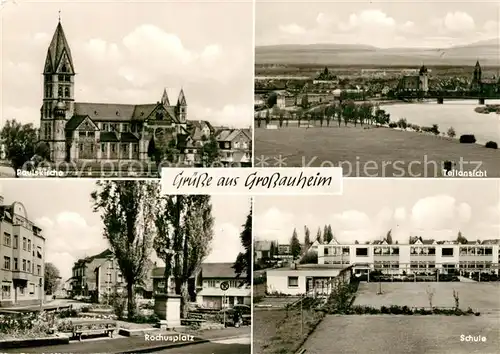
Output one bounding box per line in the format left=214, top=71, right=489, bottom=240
left=156, top=341, right=250, bottom=353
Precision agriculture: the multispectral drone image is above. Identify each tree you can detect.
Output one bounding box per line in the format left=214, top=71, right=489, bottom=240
left=91, top=181, right=159, bottom=320
left=457, top=231, right=468, bottom=244
left=44, top=262, right=61, bottom=295
left=299, top=251, right=318, bottom=264
left=269, top=241, right=276, bottom=259
left=154, top=195, right=214, bottom=317
left=316, top=227, right=323, bottom=244
left=301, top=93, right=309, bottom=108
left=354, top=240, right=359, bottom=244
left=200, top=135, right=220, bottom=167
left=290, top=229, right=302, bottom=260
left=386, top=230, right=393, bottom=244
left=233, top=203, right=252, bottom=285
left=1, top=119, right=39, bottom=176
left=266, top=93, right=277, bottom=108
left=447, top=127, right=456, bottom=138
left=324, top=225, right=334, bottom=244
left=304, top=226, right=311, bottom=248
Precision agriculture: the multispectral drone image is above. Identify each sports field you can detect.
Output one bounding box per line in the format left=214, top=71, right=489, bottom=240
left=254, top=126, right=500, bottom=177
left=354, top=282, right=500, bottom=313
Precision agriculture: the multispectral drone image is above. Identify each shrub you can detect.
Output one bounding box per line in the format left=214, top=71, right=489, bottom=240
left=381, top=306, right=389, bottom=314
left=485, top=141, right=498, bottom=149
left=459, top=135, right=476, bottom=144
left=431, top=124, right=440, bottom=135
left=388, top=122, right=397, bottom=128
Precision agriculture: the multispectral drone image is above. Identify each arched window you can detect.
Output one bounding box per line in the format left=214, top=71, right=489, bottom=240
left=62, top=64, right=67, bottom=72
left=65, top=87, right=70, bottom=97
left=58, top=87, right=63, bottom=98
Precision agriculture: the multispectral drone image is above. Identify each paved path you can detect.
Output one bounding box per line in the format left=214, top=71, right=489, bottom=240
left=3, top=327, right=251, bottom=353
left=156, top=342, right=250, bottom=353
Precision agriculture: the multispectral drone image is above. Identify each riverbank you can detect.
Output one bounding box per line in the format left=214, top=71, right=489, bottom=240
left=255, top=125, right=500, bottom=177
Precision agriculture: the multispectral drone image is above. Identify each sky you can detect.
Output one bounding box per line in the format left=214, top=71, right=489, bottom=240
left=0, top=180, right=250, bottom=280
left=255, top=179, right=500, bottom=245
left=256, top=0, right=500, bottom=48
left=0, top=0, right=253, bottom=129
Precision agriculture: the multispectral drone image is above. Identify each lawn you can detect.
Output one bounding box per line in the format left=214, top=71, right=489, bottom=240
left=354, top=282, right=500, bottom=313
left=254, top=125, right=500, bottom=177
left=253, top=308, right=324, bottom=354
left=300, top=315, right=500, bottom=354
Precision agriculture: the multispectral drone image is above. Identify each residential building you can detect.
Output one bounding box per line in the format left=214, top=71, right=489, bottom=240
left=71, top=249, right=124, bottom=301
left=215, top=128, right=252, bottom=167
left=196, top=263, right=251, bottom=309
left=254, top=240, right=272, bottom=263
left=0, top=195, right=45, bottom=307
left=266, top=263, right=352, bottom=296
left=178, top=120, right=214, bottom=166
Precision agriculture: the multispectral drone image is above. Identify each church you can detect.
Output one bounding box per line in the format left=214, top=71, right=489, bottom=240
left=396, top=65, right=429, bottom=93
left=39, top=20, right=201, bottom=163
left=470, top=60, right=500, bottom=95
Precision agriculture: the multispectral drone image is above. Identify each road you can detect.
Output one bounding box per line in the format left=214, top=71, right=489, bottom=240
left=157, top=341, right=250, bottom=353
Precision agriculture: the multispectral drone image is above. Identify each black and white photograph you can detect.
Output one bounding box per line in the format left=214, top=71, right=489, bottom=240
left=254, top=1, right=500, bottom=177
left=253, top=179, right=500, bottom=354
left=0, top=180, right=251, bottom=353
left=0, top=0, right=253, bottom=178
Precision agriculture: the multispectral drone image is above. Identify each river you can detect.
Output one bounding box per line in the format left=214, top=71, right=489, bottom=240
left=380, top=99, right=500, bottom=144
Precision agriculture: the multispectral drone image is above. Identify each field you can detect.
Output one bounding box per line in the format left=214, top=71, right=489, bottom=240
left=354, top=282, right=500, bottom=313
left=254, top=126, right=500, bottom=177
left=253, top=308, right=324, bottom=354
left=300, top=315, right=500, bottom=354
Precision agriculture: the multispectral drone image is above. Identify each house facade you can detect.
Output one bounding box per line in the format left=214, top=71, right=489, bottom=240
left=0, top=195, right=45, bottom=307
left=316, top=238, right=500, bottom=276
left=215, top=129, right=252, bottom=167
left=71, top=249, right=124, bottom=301
left=196, top=263, right=251, bottom=309
left=266, top=263, right=352, bottom=296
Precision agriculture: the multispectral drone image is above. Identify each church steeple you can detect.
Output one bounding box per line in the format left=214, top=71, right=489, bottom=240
left=161, top=88, right=170, bottom=106
left=176, top=88, right=187, bottom=123
left=44, top=21, right=74, bottom=75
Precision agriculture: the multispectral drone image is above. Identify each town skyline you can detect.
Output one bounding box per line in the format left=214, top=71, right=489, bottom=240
left=255, top=180, right=500, bottom=245
left=1, top=0, right=253, bottom=129
left=256, top=0, right=500, bottom=48
left=0, top=180, right=249, bottom=281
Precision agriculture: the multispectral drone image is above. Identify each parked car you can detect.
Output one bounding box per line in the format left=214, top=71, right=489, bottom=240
left=218, top=304, right=251, bottom=327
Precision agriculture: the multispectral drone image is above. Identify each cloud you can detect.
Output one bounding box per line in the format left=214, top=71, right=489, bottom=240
left=36, top=212, right=106, bottom=280
left=443, top=11, right=475, bottom=33
left=204, top=222, right=243, bottom=263
left=279, top=23, right=307, bottom=35
left=340, top=10, right=396, bottom=31
left=410, top=195, right=471, bottom=231
left=191, top=104, right=252, bottom=128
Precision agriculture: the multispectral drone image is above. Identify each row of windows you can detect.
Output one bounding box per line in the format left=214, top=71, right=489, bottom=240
left=3, top=256, right=42, bottom=274
left=3, top=233, right=42, bottom=256
left=2, top=284, right=37, bottom=299
left=204, top=280, right=241, bottom=288
left=350, top=247, right=491, bottom=257
left=78, top=143, right=139, bottom=154
left=44, top=85, right=71, bottom=99
left=324, top=247, right=350, bottom=256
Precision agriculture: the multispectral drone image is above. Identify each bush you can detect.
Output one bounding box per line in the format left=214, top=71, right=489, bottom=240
left=388, top=122, right=397, bottom=128
left=485, top=141, right=498, bottom=149
left=459, top=135, right=476, bottom=144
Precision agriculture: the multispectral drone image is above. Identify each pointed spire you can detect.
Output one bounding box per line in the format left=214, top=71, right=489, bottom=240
left=44, top=20, right=74, bottom=74
left=177, top=88, right=186, bottom=106
left=161, top=88, right=170, bottom=106
left=475, top=60, right=481, bottom=67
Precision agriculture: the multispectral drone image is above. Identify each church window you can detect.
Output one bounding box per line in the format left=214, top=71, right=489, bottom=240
left=64, top=87, right=70, bottom=97
left=79, top=144, right=83, bottom=152
left=121, top=144, right=128, bottom=153
left=101, top=143, right=106, bottom=152
left=111, top=144, right=116, bottom=153
left=90, top=145, right=94, bottom=153
left=62, top=64, right=67, bottom=72
left=58, top=87, right=63, bottom=98
left=133, top=144, right=138, bottom=153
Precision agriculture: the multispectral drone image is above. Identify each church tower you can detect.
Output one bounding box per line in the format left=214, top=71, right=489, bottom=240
left=52, top=100, right=67, bottom=162
left=176, top=89, right=187, bottom=123
left=418, top=64, right=429, bottom=93
left=471, top=60, right=482, bottom=92
left=41, top=18, right=75, bottom=160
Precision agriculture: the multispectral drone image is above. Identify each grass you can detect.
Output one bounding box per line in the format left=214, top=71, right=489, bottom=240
left=253, top=308, right=324, bottom=354
left=354, top=282, right=500, bottom=313
left=254, top=125, right=500, bottom=177
left=301, top=315, right=500, bottom=354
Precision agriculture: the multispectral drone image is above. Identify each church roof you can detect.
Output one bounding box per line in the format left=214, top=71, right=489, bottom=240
left=73, top=102, right=179, bottom=122
left=44, top=22, right=74, bottom=74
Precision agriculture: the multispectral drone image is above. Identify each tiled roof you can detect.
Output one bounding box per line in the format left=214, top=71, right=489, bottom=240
left=202, top=262, right=245, bottom=279
left=73, top=102, right=178, bottom=122
left=120, top=132, right=140, bottom=142
left=100, top=132, right=120, bottom=142
left=65, top=115, right=88, bottom=131
left=254, top=241, right=272, bottom=252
